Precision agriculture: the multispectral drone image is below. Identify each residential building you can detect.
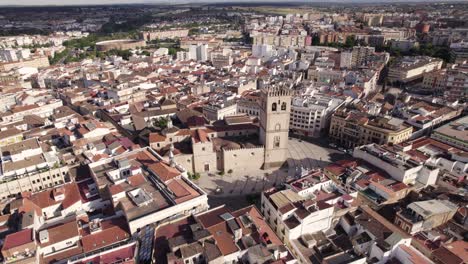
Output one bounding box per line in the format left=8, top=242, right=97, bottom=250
left=431, top=115, right=468, bottom=151
left=339, top=206, right=413, bottom=264
left=140, top=29, right=189, bottom=41
left=88, top=147, right=209, bottom=233
left=329, top=108, right=413, bottom=148
left=351, top=46, right=375, bottom=68
left=290, top=93, right=345, bottom=137
left=1, top=228, right=36, bottom=264
left=450, top=42, right=468, bottom=64
left=261, top=170, right=355, bottom=251
left=189, top=44, right=209, bottom=62
left=395, top=199, right=458, bottom=234
left=444, top=63, right=468, bottom=101
left=353, top=144, right=440, bottom=186
left=388, top=56, right=443, bottom=83
left=156, top=205, right=296, bottom=264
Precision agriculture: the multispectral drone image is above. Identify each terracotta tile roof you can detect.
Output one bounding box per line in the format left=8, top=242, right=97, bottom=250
left=196, top=206, right=231, bottom=229
left=81, top=217, right=130, bottom=252
left=147, top=162, right=180, bottom=182
left=2, top=228, right=34, bottom=250
left=325, top=164, right=346, bottom=176
left=41, top=244, right=83, bottom=264
left=279, top=203, right=295, bottom=214
left=24, top=183, right=81, bottom=210
left=398, top=245, right=431, bottom=264
left=62, top=183, right=82, bottom=209
left=109, top=184, right=125, bottom=196
left=208, top=222, right=238, bottom=256
left=442, top=241, right=468, bottom=263
left=167, top=178, right=200, bottom=204
left=39, top=220, right=79, bottom=247
left=149, top=133, right=167, bottom=143
left=127, top=174, right=146, bottom=187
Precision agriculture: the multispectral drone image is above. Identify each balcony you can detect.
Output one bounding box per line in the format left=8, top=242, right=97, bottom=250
left=398, top=208, right=423, bottom=224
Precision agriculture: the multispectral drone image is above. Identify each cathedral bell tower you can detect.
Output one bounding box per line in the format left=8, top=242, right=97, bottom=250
left=259, top=85, right=292, bottom=170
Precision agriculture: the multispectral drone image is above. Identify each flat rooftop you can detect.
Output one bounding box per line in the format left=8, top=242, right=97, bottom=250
left=433, top=115, right=468, bottom=145
left=1, top=138, right=40, bottom=156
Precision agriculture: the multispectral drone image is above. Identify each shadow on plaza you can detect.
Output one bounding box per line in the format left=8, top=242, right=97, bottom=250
left=201, top=152, right=351, bottom=195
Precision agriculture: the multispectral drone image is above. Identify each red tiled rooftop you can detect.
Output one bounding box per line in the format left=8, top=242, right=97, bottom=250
left=81, top=217, right=130, bottom=252
left=147, top=162, right=180, bottom=182
left=196, top=206, right=231, bottom=229
left=127, top=174, right=146, bottom=187
left=2, top=228, right=34, bottom=250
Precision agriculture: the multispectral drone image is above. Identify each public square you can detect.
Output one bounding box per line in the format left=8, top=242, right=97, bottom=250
left=197, top=137, right=348, bottom=198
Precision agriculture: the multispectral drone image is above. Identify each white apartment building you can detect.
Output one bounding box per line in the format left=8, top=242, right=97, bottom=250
left=188, top=44, right=209, bottom=62
left=0, top=138, right=69, bottom=200
left=353, top=144, right=439, bottom=186
left=0, top=99, right=63, bottom=125
left=202, top=101, right=238, bottom=121
left=307, top=66, right=344, bottom=84
left=261, top=172, right=338, bottom=249
left=176, top=51, right=190, bottom=61
left=388, top=56, right=443, bottom=83
left=252, top=44, right=274, bottom=58
left=290, top=94, right=345, bottom=137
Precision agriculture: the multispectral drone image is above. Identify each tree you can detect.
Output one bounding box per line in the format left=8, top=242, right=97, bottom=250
left=311, top=35, right=320, bottom=46
left=153, top=117, right=169, bottom=129
left=188, top=172, right=200, bottom=180
left=344, top=35, right=356, bottom=48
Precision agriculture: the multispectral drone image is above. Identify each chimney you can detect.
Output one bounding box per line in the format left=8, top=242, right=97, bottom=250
left=89, top=219, right=103, bottom=234
left=53, top=187, right=65, bottom=201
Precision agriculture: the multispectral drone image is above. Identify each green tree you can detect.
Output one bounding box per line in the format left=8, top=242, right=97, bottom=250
left=344, top=35, right=356, bottom=48
left=311, top=35, right=320, bottom=46
left=153, top=117, right=168, bottom=129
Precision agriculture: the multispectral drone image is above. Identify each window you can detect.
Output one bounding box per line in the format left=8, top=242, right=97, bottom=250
left=281, top=102, right=286, bottom=110
left=274, top=136, right=280, bottom=148
left=272, top=103, right=277, bottom=111
left=275, top=123, right=281, bottom=131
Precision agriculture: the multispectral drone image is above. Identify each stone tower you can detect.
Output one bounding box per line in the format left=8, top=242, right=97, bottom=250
left=259, top=85, right=292, bottom=170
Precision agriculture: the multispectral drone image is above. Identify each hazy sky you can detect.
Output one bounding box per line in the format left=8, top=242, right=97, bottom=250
left=0, top=0, right=455, bottom=5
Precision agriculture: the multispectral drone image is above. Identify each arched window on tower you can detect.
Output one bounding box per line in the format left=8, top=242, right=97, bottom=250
left=275, top=123, right=281, bottom=131
left=281, top=102, right=287, bottom=111
left=272, top=103, right=277, bottom=111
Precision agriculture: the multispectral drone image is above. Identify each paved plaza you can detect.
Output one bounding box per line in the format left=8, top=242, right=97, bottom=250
left=197, top=137, right=347, bottom=197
